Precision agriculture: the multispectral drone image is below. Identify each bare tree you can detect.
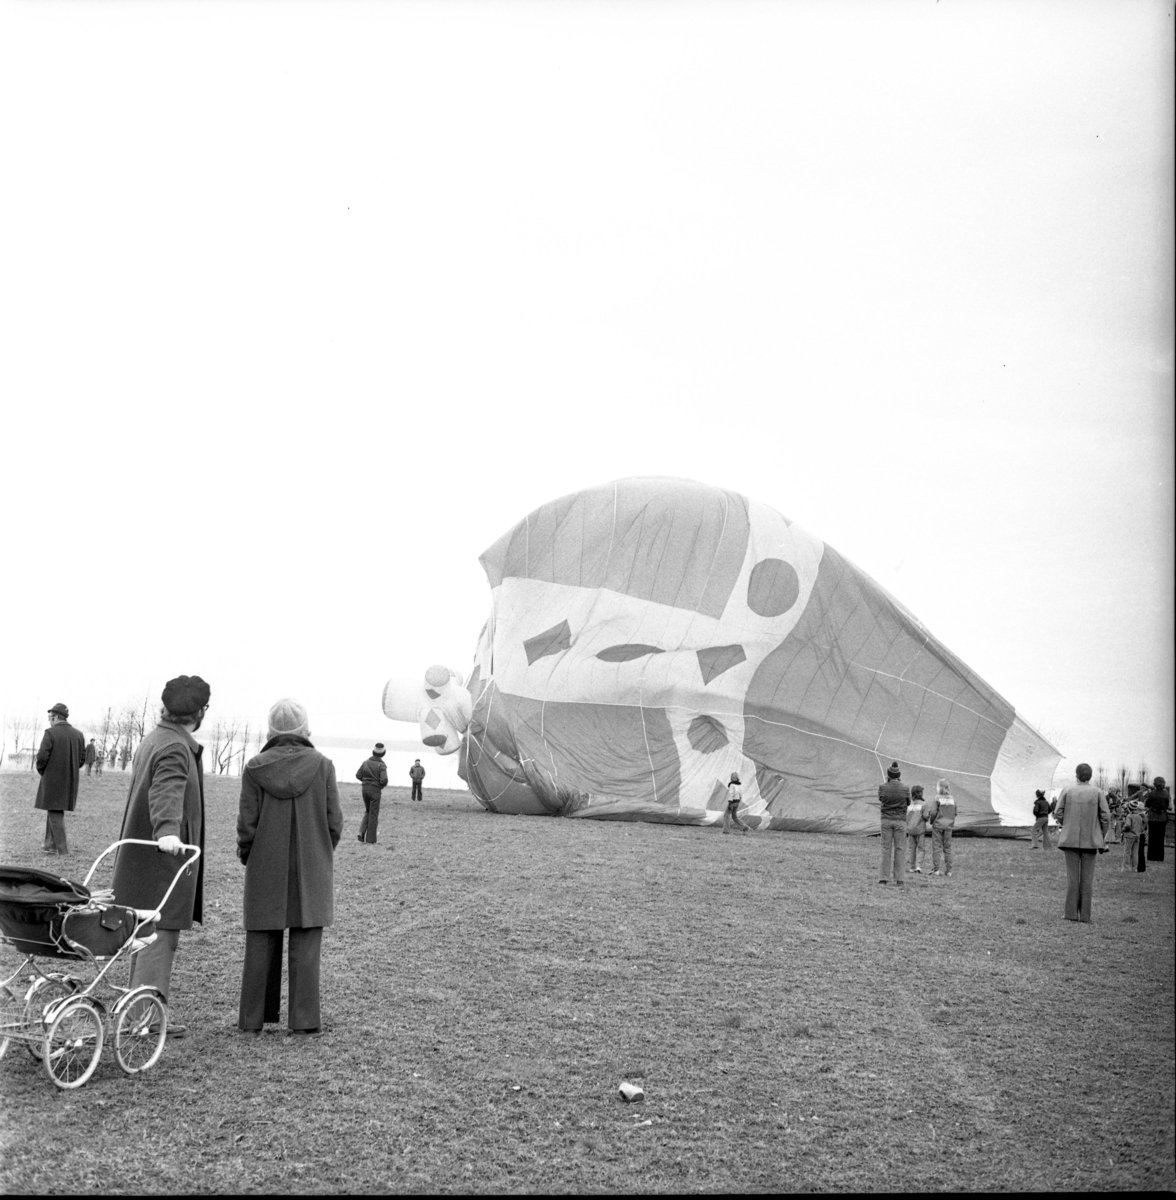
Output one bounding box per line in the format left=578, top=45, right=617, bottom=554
left=235, top=720, right=253, bottom=774
left=210, top=718, right=243, bottom=775
left=97, top=706, right=119, bottom=769
left=1137, top=762, right=1150, bottom=789
left=1095, top=763, right=1108, bottom=791
left=5, top=711, right=41, bottom=770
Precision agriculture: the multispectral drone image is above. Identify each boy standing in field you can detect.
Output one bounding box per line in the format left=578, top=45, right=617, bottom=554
left=723, top=772, right=754, bottom=834
left=355, top=743, right=388, bottom=845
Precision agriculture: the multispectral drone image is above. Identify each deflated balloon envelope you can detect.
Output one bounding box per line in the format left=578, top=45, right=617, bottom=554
left=457, top=477, right=1060, bottom=834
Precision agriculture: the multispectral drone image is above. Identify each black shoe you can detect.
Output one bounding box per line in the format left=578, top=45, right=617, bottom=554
left=287, top=1028, right=321, bottom=1038
left=357, top=834, right=364, bottom=843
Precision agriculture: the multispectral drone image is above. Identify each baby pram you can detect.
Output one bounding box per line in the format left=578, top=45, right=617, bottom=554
left=0, top=838, right=200, bottom=1089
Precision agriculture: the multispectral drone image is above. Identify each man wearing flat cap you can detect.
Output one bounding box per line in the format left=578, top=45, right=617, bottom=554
left=34, top=703, right=86, bottom=855
left=111, top=675, right=210, bottom=1036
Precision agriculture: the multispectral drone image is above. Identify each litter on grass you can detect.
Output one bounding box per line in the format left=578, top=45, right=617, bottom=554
left=619, top=1081, right=645, bottom=1102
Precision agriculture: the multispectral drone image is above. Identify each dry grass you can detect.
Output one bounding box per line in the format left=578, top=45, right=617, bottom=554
left=1, top=769, right=1173, bottom=1193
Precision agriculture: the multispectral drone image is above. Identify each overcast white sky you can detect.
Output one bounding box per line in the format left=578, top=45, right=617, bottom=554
left=2, top=0, right=1172, bottom=777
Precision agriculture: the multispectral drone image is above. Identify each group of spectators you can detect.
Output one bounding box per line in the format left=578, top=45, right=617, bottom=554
left=30, top=677, right=431, bottom=1041
left=870, top=756, right=1172, bottom=925
left=877, top=762, right=957, bottom=884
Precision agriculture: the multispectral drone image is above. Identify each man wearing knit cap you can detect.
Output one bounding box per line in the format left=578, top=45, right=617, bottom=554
left=355, top=743, right=389, bottom=844
left=877, top=761, right=910, bottom=885
left=111, top=674, right=210, bottom=1036
left=34, top=703, right=86, bottom=855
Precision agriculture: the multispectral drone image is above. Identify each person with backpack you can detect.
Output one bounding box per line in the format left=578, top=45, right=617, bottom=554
left=927, top=779, right=957, bottom=877
left=1030, top=788, right=1055, bottom=850
left=355, top=743, right=388, bottom=845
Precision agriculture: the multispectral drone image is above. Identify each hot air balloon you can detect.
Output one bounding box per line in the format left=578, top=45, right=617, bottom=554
left=391, top=477, right=1062, bottom=834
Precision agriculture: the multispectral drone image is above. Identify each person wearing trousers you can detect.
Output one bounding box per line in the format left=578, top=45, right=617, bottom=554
left=237, top=699, right=343, bottom=1037
left=84, top=739, right=97, bottom=776
left=722, top=773, right=754, bottom=834
left=1121, top=802, right=1147, bottom=871
left=905, top=784, right=928, bottom=873
left=355, top=743, right=388, bottom=844
left=34, top=703, right=86, bottom=855
left=1030, top=789, right=1055, bottom=850
left=112, top=675, right=209, bottom=1038
left=1144, top=776, right=1169, bottom=863
left=409, top=759, right=426, bottom=802
left=1055, top=762, right=1110, bottom=923
left=877, top=762, right=909, bottom=884
left=928, top=779, right=957, bottom=876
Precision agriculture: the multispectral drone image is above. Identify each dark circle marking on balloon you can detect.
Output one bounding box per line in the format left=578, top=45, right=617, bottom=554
left=746, top=558, right=800, bottom=617
left=696, top=644, right=747, bottom=685
left=422, top=734, right=447, bottom=747
left=596, top=644, right=665, bottom=662
left=687, top=715, right=729, bottom=753
left=523, top=619, right=573, bottom=665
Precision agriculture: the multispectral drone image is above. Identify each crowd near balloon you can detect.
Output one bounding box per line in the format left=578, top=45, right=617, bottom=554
left=4, top=477, right=1172, bottom=1060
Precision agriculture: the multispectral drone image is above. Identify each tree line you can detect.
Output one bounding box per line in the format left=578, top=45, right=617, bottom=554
left=3, top=699, right=265, bottom=777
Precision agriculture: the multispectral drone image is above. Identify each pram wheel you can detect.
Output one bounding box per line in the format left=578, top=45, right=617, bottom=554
left=0, top=984, right=21, bottom=1060
left=113, top=988, right=166, bottom=1074
left=43, top=997, right=104, bottom=1089
left=23, top=975, right=80, bottom=1061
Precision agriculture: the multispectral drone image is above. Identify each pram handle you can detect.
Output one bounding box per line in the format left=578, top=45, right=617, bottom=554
left=82, top=839, right=202, bottom=920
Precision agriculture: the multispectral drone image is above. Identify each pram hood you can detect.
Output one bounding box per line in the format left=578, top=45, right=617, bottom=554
left=0, top=866, right=90, bottom=906
left=248, top=742, right=325, bottom=800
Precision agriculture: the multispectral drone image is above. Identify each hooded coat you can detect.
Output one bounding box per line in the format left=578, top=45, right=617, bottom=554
left=34, top=722, right=87, bottom=811
left=237, top=736, right=343, bottom=931
left=112, top=720, right=205, bottom=929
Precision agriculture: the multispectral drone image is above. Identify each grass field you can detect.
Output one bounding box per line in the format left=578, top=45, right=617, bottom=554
left=1, top=768, right=1173, bottom=1193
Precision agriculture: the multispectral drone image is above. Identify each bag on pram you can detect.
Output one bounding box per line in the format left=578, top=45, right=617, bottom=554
left=0, top=866, right=156, bottom=960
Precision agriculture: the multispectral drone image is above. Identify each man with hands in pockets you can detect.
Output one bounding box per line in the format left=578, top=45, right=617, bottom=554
left=111, top=674, right=210, bottom=1038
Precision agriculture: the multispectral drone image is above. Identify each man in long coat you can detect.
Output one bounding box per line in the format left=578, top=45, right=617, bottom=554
left=35, top=703, right=86, bottom=854
left=236, top=698, right=343, bottom=1036
left=111, top=674, right=210, bottom=1036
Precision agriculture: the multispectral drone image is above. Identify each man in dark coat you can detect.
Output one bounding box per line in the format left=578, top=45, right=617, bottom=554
left=355, top=743, right=388, bottom=844
left=409, top=758, right=426, bottom=802
left=237, top=699, right=343, bottom=1036
left=1144, top=776, right=1170, bottom=863
left=84, top=739, right=97, bottom=776
left=111, top=674, right=210, bottom=1036
left=35, top=703, right=86, bottom=854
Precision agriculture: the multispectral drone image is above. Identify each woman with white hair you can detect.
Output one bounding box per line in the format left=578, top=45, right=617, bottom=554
left=236, top=699, right=344, bottom=1036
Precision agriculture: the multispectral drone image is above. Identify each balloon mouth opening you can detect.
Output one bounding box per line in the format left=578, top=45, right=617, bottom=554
left=422, top=734, right=448, bottom=747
